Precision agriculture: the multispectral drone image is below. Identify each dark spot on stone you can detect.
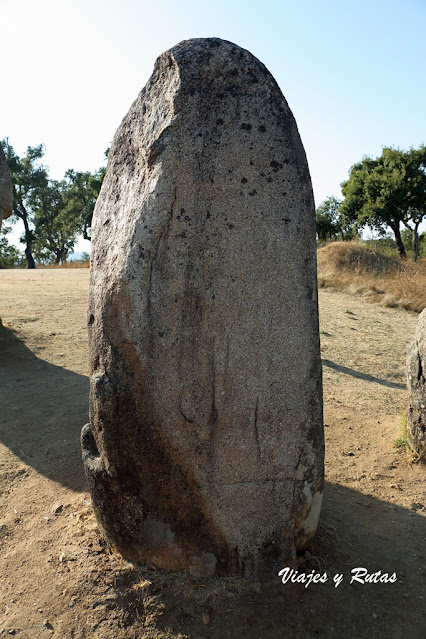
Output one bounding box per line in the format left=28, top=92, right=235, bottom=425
left=180, top=208, right=185, bottom=214
left=198, top=132, right=203, bottom=137
left=282, top=218, right=291, bottom=225
left=246, top=70, right=259, bottom=83
left=249, top=190, right=257, bottom=196
left=216, top=118, right=224, bottom=126
left=189, top=88, right=196, bottom=96
left=270, top=160, right=283, bottom=172
left=177, top=216, right=181, bottom=221
left=258, top=126, right=266, bottom=133
left=228, top=223, right=235, bottom=229
left=88, top=314, right=94, bottom=326
left=158, top=330, right=165, bottom=338
left=249, top=160, right=254, bottom=166
left=184, top=216, right=191, bottom=222
left=210, top=178, right=214, bottom=184
left=241, top=177, right=248, bottom=184
left=231, top=68, right=239, bottom=76
left=241, top=123, right=252, bottom=131
left=267, top=177, right=273, bottom=183
left=282, top=192, right=287, bottom=196
left=206, top=212, right=211, bottom=219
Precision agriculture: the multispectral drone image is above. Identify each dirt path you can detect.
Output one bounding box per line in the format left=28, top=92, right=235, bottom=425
left=0, top=270, right=425, bottom=638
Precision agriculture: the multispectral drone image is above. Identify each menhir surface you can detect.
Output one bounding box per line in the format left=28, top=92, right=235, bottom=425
left=0, top=144, right=12, bottom=230
left=81, top=38, right=324, bottom=582
left=406, top=308, right=426, bottom=458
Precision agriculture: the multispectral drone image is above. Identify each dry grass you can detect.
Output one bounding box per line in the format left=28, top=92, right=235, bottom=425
left=35, top=260, right=90, bottom=269
left=317, top=241, right=426, bottom=313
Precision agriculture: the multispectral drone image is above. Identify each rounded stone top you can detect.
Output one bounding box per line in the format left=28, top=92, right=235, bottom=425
left=152, top=37, right=282, bottom=100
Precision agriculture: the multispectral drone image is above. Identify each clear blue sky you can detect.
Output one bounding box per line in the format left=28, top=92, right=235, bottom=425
left=1, top=0, right=425, bottom=250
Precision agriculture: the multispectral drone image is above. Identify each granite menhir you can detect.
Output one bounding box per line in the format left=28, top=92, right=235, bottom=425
left=406, top=308, right=426, bottom=458
left=0, top=144, right=12, bottom=231
left=81, top=38, right=324, bottom=582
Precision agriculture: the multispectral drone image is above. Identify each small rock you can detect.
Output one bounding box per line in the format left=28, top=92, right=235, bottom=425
left=372, top=613, right=378, bottom=620
left=202, top=612, right=210, bottom=625
left=51, top=504, right=64, bottom=515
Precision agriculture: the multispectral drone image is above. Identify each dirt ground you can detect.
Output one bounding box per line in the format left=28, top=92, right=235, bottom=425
left=0, top=269, right=425, bottom=638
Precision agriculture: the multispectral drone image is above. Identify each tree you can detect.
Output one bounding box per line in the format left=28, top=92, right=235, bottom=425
left=1, top=139, right=106, bottom=267
left=0, top=224, right=25, bottom=268
left=400, top=146, right=426, bottom=261
left=63, top=168, right=104, bottom=241
left=340, top=146, right=426, bottom=259
left=32, top=179, right=81, bottom=264
left=1, top=140, right=49, bottom=268
left=316, top=196, right=359, bottom=242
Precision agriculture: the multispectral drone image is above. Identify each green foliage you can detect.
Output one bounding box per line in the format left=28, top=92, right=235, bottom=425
left=1, top=139, right=106, bottom=268
left=341, top=146, right=426, bottom=259
left=316, top=196, right=359, bottom=242
left=63, top=168, right=104, bottom=241
left=0, top=224, right=25, bottom=268
left=1, top=139, right=49, bottom=268
left=32, top=179, right=82, bottom=264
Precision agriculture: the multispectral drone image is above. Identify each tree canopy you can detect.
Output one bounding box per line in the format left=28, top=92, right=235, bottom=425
left=1, top=139, right=105, bottom=268
left=340, top=146, right=426, bottom=259
left=316, top=196, right=360, bottom=242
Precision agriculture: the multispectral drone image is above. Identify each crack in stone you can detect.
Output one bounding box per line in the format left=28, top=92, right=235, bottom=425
left=147, top=187, right=178, bottom=305
left=417, top=346, right=424, bottom=384
left=253, top=396, right=260, bottom=456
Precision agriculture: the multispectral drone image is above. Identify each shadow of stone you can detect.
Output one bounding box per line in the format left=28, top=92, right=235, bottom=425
left=0, top=330, right=88, bottom=491
left=96, top=483, right=425, bottom=639
left=322, top=358, right=406, bottom=390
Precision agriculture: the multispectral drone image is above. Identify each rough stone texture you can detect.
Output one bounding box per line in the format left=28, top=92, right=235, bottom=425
left=82, top=38, right=324, bottom=582
left=0, top=144, right=13, bottom=231
left=406, top=308, right=426, bottom=458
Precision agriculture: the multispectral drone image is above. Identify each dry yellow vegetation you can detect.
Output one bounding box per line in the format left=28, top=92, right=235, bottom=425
left=317, top=241, right=426, bottom=313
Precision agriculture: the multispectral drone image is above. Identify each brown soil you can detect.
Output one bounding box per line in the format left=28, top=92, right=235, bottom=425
left=0, top=270, right=425, bottom=639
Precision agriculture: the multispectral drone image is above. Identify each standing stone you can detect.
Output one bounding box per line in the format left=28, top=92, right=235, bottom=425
left=406, top=309, right=426, bottom=457
left=0, top=144, right=13, bottom=231
left=82, top=38, right=324, bottom=582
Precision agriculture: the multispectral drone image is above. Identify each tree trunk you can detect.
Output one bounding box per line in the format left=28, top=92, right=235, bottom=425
left=25, top=246, right=35, bottom=269
left=391, top=222, right=406, bottom=259
left=22, top=219, right=35, bottom=269
left=16, top=198, right=36, bottom=269
left=412, top=225, right=420, bottom=262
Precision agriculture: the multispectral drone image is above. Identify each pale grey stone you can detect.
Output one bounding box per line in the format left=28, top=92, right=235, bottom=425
left=406, top=308, right=426, bottom=457
left=0, top=144, right=12, bottom=231
left=82, top=37, right=324, bottom=581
